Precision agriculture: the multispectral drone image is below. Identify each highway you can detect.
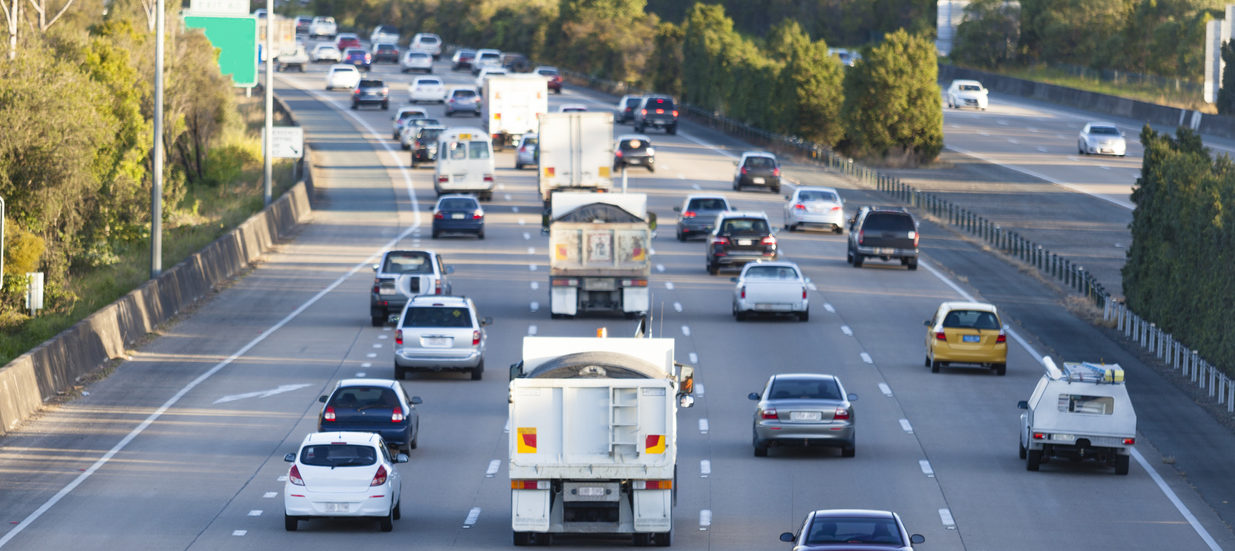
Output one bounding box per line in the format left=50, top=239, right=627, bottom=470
left=0, top=45, right=1233, bottom=551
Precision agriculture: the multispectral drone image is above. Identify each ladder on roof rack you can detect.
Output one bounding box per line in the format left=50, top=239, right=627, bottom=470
left=1060, top=361, right=1124, bottom=383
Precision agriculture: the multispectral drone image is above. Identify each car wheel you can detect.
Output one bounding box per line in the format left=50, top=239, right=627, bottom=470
left=798, top=309, right=809, bottom=322
left=515, top=161, right=523, bottom=170
left=514, top=532, right=534, bottom=546
left=841, top=444, right=855, bottom=458
left=471, top=359, right=484, bottom=381
left=1026, top=449, right=1042, bottom=471
left=351, top=102, right=358, bottom=110
left=379, top=506, right=394, bottom=532
left=371, top=314, right=385, bottom=327
left=995, top=363, right=1007, bottom=376
left=732, top=179, right=740, bottom=191
left=410, top=158, right=418, bottom=168
left=707, top=259, right=718, bottom=275
left=924, top=354, right=931, bottom=367
left=676, top=231, right=685, bottom=242
left=771, top=185, right=779, bottom=194
left=906, top=258, right=919, bottom=271
left=846, top=247, right=854, bottom=264
left=477, top=229, right=485, bottom=240
left=1019, top=439, right=1027, bottom=459
left=852, top=254, right=864, bottom=268
left=634, top=123, right=644, bottom=133
left=393, top=498, right=402, bottom=520
left=647, top=163, right=655, bottom=173
left=931, top=359, right=941, bottom=373
left=833, top=225, right=844, bottom=235
left=431, top=228, right=440, bottom=238
left=382, top=101, right=389, bottom=110
left=1114, top=454, right=1130, bottom=475
left=753, top=436, right=768, bottom=457
left=401, top=142, right=410, bottom=151
left=667, top=124, right=677, bottom=136
left=284, top=514, right=299, bottom=531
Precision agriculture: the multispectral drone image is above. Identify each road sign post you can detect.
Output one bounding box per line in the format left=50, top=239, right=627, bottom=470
left=265, top=127, right=304, bottom=158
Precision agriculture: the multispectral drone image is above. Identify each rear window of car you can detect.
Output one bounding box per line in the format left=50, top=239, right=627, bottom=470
left=942, top=309, right=1000, bottom=330
left=397, top=111, right=421, bottom=120
left=521, top=136, right=538, bottom=146
left=744, top=265, right=798, bottom=280
left=383, top=251, right=432, bottom=273
left=452, top=89, right=476, bottom=98
left=300, top=444, right=377, bottom=467
left=419, top=128, right=443, bottom=141
left=537, top=68, right=559, bottom=76
left=358, top=79, right=384, bottom=88
left=409, top=52, right=430, bottom=59
left=417, top=78, right=441, bottom=85
left=331, top=386, right=399, bottom=409
left=807, top=518, right=901, bottom=545
left=798, top=190, right=839, bottom=202
left=620, top=138, right=648, bottom=150
left=720, top=218, right=769, bottom=235
left=439, top=198, right=477, bottom=210
left=1059, top=394, right=1115, bottom=415
left=862, top=212, right=915, bottom=232
left=377, top=44, right=397, bottom=52
left=744, top=156, right=777, bottom=169
left=645, top=97, right=674, bottom=109
left=418, top=35, right=440, bottom=44
left=687, top=198, right=727, bottom=211
left=769, top=378, right=840, bottom=401
left=479, top=52, right=500, bottom=61
left=403, top=306, right=473, bottom=328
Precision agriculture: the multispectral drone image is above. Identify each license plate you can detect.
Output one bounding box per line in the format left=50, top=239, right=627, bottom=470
left=324, top=502, right=349, bottom=513
left=451, top=213, right=465, bottom=219
left=752, top=177, right=765, bottom=184
left=962, top=335, right=980, bottom=343
left=876, top=248, right=894, bottom=255
left=738, top=239, right=753, bottom=246
left=1052, top=433, right=1076, bottom=442
left=422, top=336, right=451, bottom=347
left=790, top=411, right=822, bottom=421
left=576, top=486, right=605, bottom=497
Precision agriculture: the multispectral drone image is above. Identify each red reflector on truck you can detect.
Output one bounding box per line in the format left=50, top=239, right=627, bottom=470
left=634, top=480, right=672, bottom=490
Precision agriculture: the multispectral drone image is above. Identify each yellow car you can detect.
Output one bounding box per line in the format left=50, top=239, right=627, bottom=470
left=924, top=301, right=1007, bottom=375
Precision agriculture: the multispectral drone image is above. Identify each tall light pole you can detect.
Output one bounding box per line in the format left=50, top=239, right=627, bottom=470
left=263, top=0, right=273, bottom=205
left=151, top=0, right=164, bottom=278
left=1, top=195, right=6, bottom=290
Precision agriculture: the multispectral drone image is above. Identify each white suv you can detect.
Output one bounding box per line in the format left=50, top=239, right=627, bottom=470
left=409, top=32, right=442, bottom=59
left=308, top=16, right=337, bottom=39
left=394, top=296, right=492, bottom=380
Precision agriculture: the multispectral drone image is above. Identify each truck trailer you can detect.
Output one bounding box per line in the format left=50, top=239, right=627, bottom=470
left=537, top=112, right=614, bottom=203
left=508, top=334, right=694, bottom=546
left=547, top=193, right=651, bottom=318
left=482, top=74, right=548, bottom=150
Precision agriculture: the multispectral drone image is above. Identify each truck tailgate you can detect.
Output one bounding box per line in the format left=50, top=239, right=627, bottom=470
left=742, top=280, right=805, bottom=308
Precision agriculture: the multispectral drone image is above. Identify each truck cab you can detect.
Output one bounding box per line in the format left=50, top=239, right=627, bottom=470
left=1018, top=358, right=1137, bottom=475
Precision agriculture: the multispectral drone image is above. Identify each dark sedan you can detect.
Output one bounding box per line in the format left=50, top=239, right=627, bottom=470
left=371, top=43, right=399, bottom=63
left=317, top=379, right=422, bottom=454
left=409, top=125, right=445, bottom=165
left=613, top=134, right=655, bottom=172
left=352, top=79, right=389, bottom=110
left=674, top=194, right=732, bottom=241
left=452, top=48, right=476, bottom=71
left=780, top=509, right=924, bottom=550
left=734, top=151, right=782, bottom=192
left=431, top=195, right=484, bottom=239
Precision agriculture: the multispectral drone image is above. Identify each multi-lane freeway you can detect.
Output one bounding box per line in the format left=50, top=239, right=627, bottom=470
left=0, top=43, right=1233, bottom=550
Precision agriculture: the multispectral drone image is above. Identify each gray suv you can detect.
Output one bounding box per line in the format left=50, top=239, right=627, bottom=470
left=370, top=250, right=454, bottom=326
left=394, top=296, right=491, bottom=380
left=674, top=194, right=732, bottom=241
left=846, top=206, right=919, bottom=270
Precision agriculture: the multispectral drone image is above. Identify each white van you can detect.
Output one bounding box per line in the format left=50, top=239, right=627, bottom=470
left=434, top=128, right=495, bottom=200
left=410, top=33, right=442, bottom=59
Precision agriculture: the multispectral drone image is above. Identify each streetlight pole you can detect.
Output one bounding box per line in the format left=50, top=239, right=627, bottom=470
left=263, top=0, right=273, bottom=206
left=151, top=0, right=164, bottom=278
left=1, top=195, right=6, bottom=290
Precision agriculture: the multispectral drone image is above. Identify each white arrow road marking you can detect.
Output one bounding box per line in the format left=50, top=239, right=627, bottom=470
left=463, top=507, right=481, bottom=528
left=899, top=419, right=914, bottom=433
left=939, top=508, right=955, bottom=529
left=841, top=326, right=852, bottom=336
left=688, top=353, right=698, bottom=364
left=878, top=383, right=892, bottom=397
left=674, top=302, right=683, bottom=312
left=700, top=460, right=711, bottom=477
left=486, top=460, right=501, bottom=478
left=919, top=460, right=934, bottom=477
left=214, top=384, right=312, bottom=404
left=860, top=352, right=872, bottom=364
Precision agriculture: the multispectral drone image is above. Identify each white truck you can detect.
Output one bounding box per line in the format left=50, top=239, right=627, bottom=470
left=482, top=74, right=548, bottom=150
left=508, top=334, right=694, bottom=546
left=275, top=42, right=309, bottom=72
left=1018, top=357, right=1137, bottom=475
left=547, top=193, right=651, bottom=318
left=537, top=112, right=614, bottom=204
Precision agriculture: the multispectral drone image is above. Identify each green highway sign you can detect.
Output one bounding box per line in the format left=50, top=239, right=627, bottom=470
left=183, top=15, right=258, bottom=88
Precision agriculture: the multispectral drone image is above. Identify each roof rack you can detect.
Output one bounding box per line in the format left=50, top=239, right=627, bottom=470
left=1042, top=357, right=1124, bottom=384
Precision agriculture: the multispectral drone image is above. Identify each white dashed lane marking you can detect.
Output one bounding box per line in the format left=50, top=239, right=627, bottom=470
left=530, top=281, right=539, bottom=290
left=463, top=507, right=481, bottom=528
left=860, top=352, right=872, bottom=364
left=277, top=475, right=288, bottom=482
left=377, top=334, right=388, bottom=339
left=530, top=302, right=540, bottom=312
left=695, top=383, right=704, bottom=397
left=878, top=383, right=892, bottom=397
left=263, top=492, right=277, bottom=499
left=512, top=206, right=519, bottom=213
left=528, top=325, right=538, bottom=335
left=700, top=460, right=711, bottom=478
left=361, top=362, right=372, bottom=368
left=486, top=459, right=501, bottom=477
left=366, top=353, right=377, bottom=358
left=656, top=264, right=665, bottom=273
left=824, top=303, right=835, bottom=313
left=248, top=510, right=262, bottom=517
left=681, top=326, right=691, bottom=336
left=919, top=460, right=934, bottom=478
left=527, top=247, right=535, bottom=254
left=698, top=419, right=709, bottom=433
left=673, top=302, right=683, bottom=312
left=699, top=509, right=712, bottom=530
left=232, top=530, right=246, bottom=536
left=372, top=343, right=382, bottom=348
left=899, top=419, right=914, bottom=434
left=939, top=508, right=956, bottom=529
left=356, top=372, right=366, bottom=377
left=841, top=326, right=852, bottom=336
left=688, top=353, right=698, bottom=364
left=523, top=232, right=530, bottom=240
left=529, top=264, right=538, bottom=271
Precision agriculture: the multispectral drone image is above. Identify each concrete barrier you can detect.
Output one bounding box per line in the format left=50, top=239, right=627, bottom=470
left=0, top=97, right=314, bottom=436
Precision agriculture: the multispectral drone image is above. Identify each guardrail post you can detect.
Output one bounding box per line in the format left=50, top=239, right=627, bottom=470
left=1228, top=381, right=1234, bottom=413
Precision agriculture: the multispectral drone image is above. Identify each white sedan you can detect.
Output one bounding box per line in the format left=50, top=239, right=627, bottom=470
left=325, top=64, right=360, bottom=90
left=1078, top=122, right=1127, bottom=156
left=408, top=76, right=447, bottom=103
left=283, top=431, right=406, bottom=532
left=945, top=79, right=988, bottom=110
left=400, top=51, right=434, bottom=74
left=783, top=186, right=845, bottom=233
left=310, top=43, right=341, bottom=63
left=731, top=261, right=810, bottom=321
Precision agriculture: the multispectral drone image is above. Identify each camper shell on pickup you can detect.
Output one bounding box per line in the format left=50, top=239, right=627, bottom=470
left=1018, top=358, right=1137, bottom=475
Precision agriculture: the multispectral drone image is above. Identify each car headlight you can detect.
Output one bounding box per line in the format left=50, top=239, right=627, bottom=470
left=645, top=148, right=655, bottom=155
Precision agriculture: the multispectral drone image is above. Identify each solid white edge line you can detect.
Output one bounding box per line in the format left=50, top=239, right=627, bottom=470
left=0, top=75, right=427, bottom=549
left=920, top=259, right=1219, bottom=549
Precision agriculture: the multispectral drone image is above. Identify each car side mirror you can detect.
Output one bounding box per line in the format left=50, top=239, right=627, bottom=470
left=784, top=195, right=791, bottom=200
left=729, top=277, right=739, bottom=283
left=679, top=394, right=695, bottom=408
left=847, top=393, right=858, bottom=401
left=395, top=453, right=409, bottom=463
left=284, top=453, right=296, bottom=462
left=779, top=532, right=795, bottom=543
left=372, top=264, right=380, bottom=271
left=910, top=534, right=925, bottom=544
left=1017, top=400, right=1028, bottom=410
left=319, top=395, right=328, bottom=403
left=748, top=392, right=760, bottom=401
left=445, top=266, right=455, bottom=274
left=410, top=396, right=423, bottom=405
left=482, top=316, right=494, bottom=326
left=924, top=320, right=932, bottom=327
left=509, top=361, right=524, bottom=381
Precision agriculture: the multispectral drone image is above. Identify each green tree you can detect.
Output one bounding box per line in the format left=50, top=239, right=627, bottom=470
left=840, top=29, right=942, bottom=164
left=951, top=0, right=1020, bottom=68
left=1219, top=40, right=1235, bottom=115
left=646, top=21, right=683, bottom=97
left=767, top=20, right=844, bottom=145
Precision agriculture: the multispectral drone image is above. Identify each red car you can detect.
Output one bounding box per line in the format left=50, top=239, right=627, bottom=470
left=336, top=33, right=361, bottom=51
left=534, top=66, right=562, bottom=94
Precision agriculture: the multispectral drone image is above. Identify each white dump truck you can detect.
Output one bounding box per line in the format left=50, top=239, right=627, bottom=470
left=1018, top=357, right=1137, bottom=475
left=547, top=192, right=651, bottom=318
left=482, top=74, right=548, bottom=150
left=537, top=111, right=614, bottom=203
left=508, top=333, right=694, bottom=546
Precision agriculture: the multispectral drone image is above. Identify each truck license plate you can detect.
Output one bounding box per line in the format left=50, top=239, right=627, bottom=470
left=1052, top=433, right=1076, bottom=442
left=876, top=248, right=894, bottom=255
left=790, top=411, right=822, bottom=421
left=962, top=335, right=980, bottom=343
left=752, top=177, right=765, bottom=184
left=576, top=486, right=605, bottom=497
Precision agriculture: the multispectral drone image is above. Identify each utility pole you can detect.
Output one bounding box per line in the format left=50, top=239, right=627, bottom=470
left=1, top=195, right=5, bottom=290
left=263, top=0, right=273, bottom=206
left=151, top=0, right=164, bottom=278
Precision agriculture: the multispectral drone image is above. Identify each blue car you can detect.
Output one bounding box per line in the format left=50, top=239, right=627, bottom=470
left=431, top=195, right=484, bottom=239
left=317, top=379, right=422, bottom=454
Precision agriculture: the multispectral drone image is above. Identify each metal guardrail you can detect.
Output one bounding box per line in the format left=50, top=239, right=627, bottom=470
left=560, top=67, right=1232, bottom=413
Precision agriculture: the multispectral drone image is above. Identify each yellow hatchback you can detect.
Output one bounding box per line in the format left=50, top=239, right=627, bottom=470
left=924, top=301, right=1007, bottom=375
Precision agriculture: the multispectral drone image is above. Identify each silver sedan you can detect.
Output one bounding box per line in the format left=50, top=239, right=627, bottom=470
left=749, top=373, right=856, bottom=457
left=783, top=186, right=845, bottom=233
left=1077, top=122, right=1126, bottom=156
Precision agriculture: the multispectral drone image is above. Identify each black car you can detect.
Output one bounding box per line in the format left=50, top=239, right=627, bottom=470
left=352, top=79, right=390, bottom=110
left=501, top=52, right=531, bottom=72
left=431, top=195, right=485, bottom=239
left=706, top=212, right=778, bottom=274
left=452, top=49, right=476, bottom=71
left=318, top=379, right=422, bottom=454
left=633, top=95, right=678, bottom=134
left=411, top=126, right=445, bottom=167
left=371, top=43, right=399, bottom=63
left=733, top=152, right=781, bottom=192
left=846, top=206, right=919, bottom=270
left=613, top=134, right=655, bottom=172
left=343, top=47, right=371, bottom=71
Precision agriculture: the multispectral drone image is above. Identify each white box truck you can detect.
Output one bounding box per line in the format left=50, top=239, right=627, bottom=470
left=483, top=74, right=548, bottom=150
left=508, top=334, right=694, bottom=546
left=548, top=193, right=651, bottom=318
left=1018, top=357, right=1137, bottom=475
left=538, top=112, right=614, bottom=203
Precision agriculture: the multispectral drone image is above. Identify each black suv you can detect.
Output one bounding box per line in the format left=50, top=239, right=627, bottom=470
left=352, top=79, right=389, bottom=110
left=733, top=152, right=781, bottom=193
left=614, top=134, right=655, bottom=172
left=706, top=212, right=778, bottom=274
left=846, top=206, right=919, bottom=270
left=634, top=95, right=678, bottom=134
left=372, top=43, right=399, bottom=63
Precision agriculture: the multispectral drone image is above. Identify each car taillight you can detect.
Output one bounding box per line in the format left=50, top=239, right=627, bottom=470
left=615, top=150, right=623, bottom=158
left=773, top=167, right=781, bottom=176
left=672, top=110, right=678, bottom=117
left=793, top=203, right=806, bottom=210
left=438, top=176, right=449, bottom=183
left=395, top=329, right=403, bottom=345
left=483, top=174, right=494, bottom=182
left=324, top=406, right=336, bottom=421
left=682, top=210, right=696, bottom=218
left=434, top=212, right=445, bottom=219
left=352, top=89, right=360, bottom=95
left=739, top=286, right=745, bottom=299
left=372, top=281, right=380, bottom=294
left=434, top=279, right=442, bottom=294
left=935, top=331, right=947, bottom=341
left=472, top=330, right=481, bottom=346
left=519, top=146, right=527, bottom=153
left=995, top=332, right=1007, bottom=343
left=761, top=235, right=777, bottom=246
left=740, top=166, right=747, bottom=175
left=371, top=465, right=388, bottom=486
left=288, top=465, right=304, bottom=486
left=830, top=205, right=841, bottom=211
left=833, top=408, right=850, bottom=420
left=713, top=236, right=729, bottom=246
left=910, top=231, right=919, bottom=247
left=1032, top=433, right=1045, bottom=440
left=473, top=209, right=484, bottom=219
left=802, top=287, right=808, bottom=299
left=858, top=230, right=864, bottom=245
left=640, top=109, right=647, bottom=115
left=761, top=408, right=778, bottom=420
left=391, top=407, right=404, bottom=422
left=1123, top=438, right=1135, bottom=445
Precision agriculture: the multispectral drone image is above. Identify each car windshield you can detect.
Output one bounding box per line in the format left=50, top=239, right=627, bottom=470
left=687, top=198, right=728, bottom=211
left=403, top=306, right=473, bottom=328
left=439, top=198, right=477, bottom=210
left=744, top=265, right=799, bottom=280
left=538, top=68, right=558, bottom=76
left=863, top=213, right=915, bottom=232
left=300, top=444, right=377, bottom=467
left=768, top=378, right=841, bottom=401
left=941, top=309, right=1001, bottom=330
left=1089, top=126, right=1120, bottom=135
left=721, top=218, right=769, bottom=235
left=806, top=517, right=901, bottom=545
left=958, top=84, right=981, bottom=91
left=798, top=190, right=839, bottom=202
left=383, top=251, right=432, bottom=273
left=744, top=156, right=776, bottom=169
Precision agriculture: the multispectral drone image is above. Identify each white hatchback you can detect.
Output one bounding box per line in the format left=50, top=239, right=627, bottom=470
left=401, top=51, right=434, bottom=74
left=283, top=431, right=406, bottom=532
left=408, top=76, right=446, bottom=103
left=325, top=64, right=360, bottom=90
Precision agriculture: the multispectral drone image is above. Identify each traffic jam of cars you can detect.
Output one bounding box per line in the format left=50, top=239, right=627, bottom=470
left=252, top=17, right=1147, bottom=548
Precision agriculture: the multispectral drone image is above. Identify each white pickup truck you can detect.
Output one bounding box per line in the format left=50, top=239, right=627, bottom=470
left=275, top=43, right=309, bottom=72
left=1018, top=357, right=1137, bottom=475
left=730, top=260, right=810, bottom=321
